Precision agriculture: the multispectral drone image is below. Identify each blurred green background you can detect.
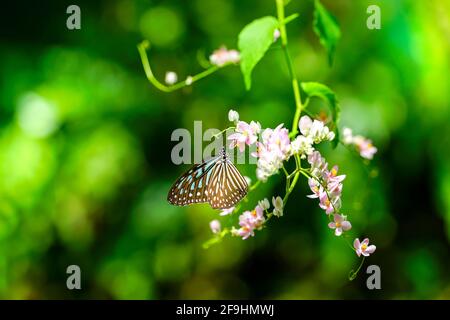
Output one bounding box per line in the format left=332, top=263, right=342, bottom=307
left=0, top=0, right=449, bottom=299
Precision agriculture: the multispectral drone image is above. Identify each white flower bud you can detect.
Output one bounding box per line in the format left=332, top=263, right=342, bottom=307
left=209, top=220, right=221, bottom=234
left=228, top=109, right=239, bottom=123
left=165, top=71, right=178, bottom=85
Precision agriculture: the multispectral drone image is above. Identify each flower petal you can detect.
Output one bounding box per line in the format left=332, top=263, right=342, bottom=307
left=353, top=238, right=360, bottom=249
left=365, top=245, right=376, bottom=254
left=341, top=221, right=352, bottom=231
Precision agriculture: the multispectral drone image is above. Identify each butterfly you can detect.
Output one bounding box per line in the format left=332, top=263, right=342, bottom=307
left=167, top=147, right=248, bottom=209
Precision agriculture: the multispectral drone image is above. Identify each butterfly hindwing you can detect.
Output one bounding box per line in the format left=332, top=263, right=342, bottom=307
left=207, top=158, right=248, bottom=209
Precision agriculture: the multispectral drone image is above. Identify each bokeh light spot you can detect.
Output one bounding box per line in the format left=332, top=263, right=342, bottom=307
left=139, top=7, right=185, bottom=47
left=17, top=93, right=59, bottom=138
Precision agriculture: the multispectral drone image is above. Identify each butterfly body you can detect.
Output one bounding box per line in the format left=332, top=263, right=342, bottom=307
left=167, top=148, right=248, bottom=209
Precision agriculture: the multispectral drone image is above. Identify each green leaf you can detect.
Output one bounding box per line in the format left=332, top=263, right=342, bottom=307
left=301, top=82, right=341, bottom=148
left=238, top=16, right=279, bottom=90
left=313, top=0, right=341, bottom=66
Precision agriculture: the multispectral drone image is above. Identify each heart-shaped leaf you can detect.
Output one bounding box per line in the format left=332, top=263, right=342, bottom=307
left=238, top=16, right=279, bottom=90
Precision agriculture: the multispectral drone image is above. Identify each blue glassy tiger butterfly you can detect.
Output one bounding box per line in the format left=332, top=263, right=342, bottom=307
left=167, top=147, right=248, bottom=209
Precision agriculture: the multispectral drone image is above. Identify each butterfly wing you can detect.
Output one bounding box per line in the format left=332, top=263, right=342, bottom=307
left=207, top=158, right=248, bottom=209
left=167, top=156, right=219, bottom=206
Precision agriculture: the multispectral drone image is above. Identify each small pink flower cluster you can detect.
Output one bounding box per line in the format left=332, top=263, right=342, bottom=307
left=231, top=204, right=266, bottom=240
left=253, top=124, right=291, bottom=181
left=306, top=151, right=377, bottom=256
left=227, top=110, right=293, bottom=182
left=230, top=196, right=283, bottom=240
left=299, top=115, right=335, bottom=144
left=228, top=120, right=261, bottom=152
left=343, top=127, right=377, bottom=160
left=210, top=47, right=240, bottom=66
left=307, top=151, right=346, bottom=215
left=290, top=115, right=335, bottom=159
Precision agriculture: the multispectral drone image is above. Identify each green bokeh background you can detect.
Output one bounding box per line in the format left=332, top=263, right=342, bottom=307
left=0, top=0, right=449, bottom=299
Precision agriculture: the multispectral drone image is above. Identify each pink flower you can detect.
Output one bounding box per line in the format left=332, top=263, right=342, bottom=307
left=342, top=127, right=377, bottom=160
left=353, top=238, right=376, bottom=257
left=231, top=226, right=254, bottom=240
left=307, top=178, right=322, bottom=199
left=253, top=124, right=291, bottom=181
left=324, top=165, right=346, bottom=184
left=228, top=120, right=261, bottom=152
left=324, top=165, right=345, bottom=198
left=220, top=206, right=235, bottom=216
left=233, top=205, right=266, bottom=240
left=263, top=124, right=291, bottom=157
left=298, top=115, right=334, bottom=143
left=239, top=206, right=265, bottom=229
left=308, top=151, right=328, bottom=178
left=328, top=214, right=352, bottom=236
left=354, top=136, right=377, bottom=160
left=328, top=181, right=343, bottom=198
left=210, top=47, right=240, bottom=66
left=209, top=220, right=221, bottom=234
left=306, top=151, right=345, bottom=215
left=319, top=192, right=340, bottom=214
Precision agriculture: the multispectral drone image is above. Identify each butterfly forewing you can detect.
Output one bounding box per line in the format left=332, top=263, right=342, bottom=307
left=167, top=156, right=218, bottom=206
left=207, top=158, right=248, bottom=209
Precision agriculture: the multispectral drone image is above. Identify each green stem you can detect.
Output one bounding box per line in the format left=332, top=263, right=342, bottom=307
left=137, top=40, right=221, bottom=93
left=349, top=256, right=366, bottom=281
left=249, top=180, right=261, bottom=192
left=213, top=126, right=235, bottom=139
left=282, top=165, right=289, bottom=177
left=202, top=229, right=230, bottom=249
left=282, top=155, right=302, bottom=203
left=343, top=235, right=357, bottom=251
left=275, top=0, right=303, bottom=137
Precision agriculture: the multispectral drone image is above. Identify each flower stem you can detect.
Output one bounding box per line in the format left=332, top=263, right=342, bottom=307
left=202, top=229, right=230, bottom=249
left=137, top=40, right=221, bottom=92
left=283, top=155, right=302, bottom=203
left=348, top=256, right=366, bottom=281
left=275, top=0, right=303, bottom=137
left=213, top=126, right=235, bottom=140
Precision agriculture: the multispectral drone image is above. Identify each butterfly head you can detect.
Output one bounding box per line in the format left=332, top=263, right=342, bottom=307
left=220, top=146, right=227, bottom=160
